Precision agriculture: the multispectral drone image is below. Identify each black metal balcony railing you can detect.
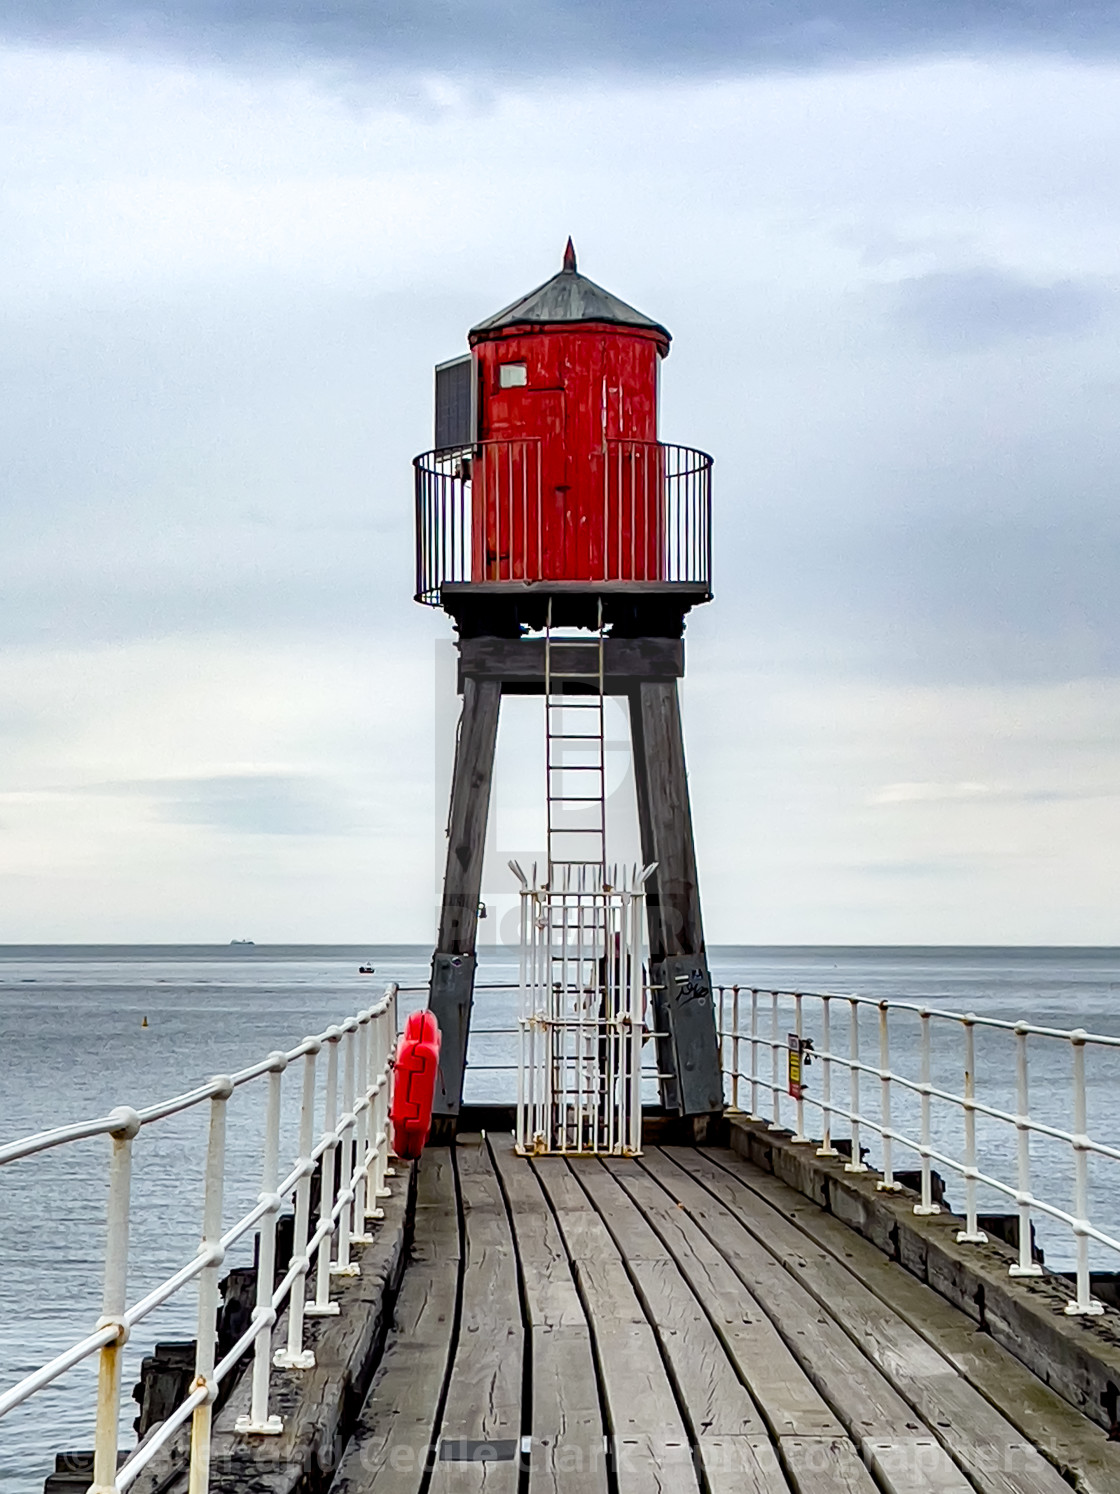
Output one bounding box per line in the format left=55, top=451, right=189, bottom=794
left=414, top=439, right=712, bottom=606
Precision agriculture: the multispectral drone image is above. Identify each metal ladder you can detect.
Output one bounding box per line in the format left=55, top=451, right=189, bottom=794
left=544, top=599, right=607, bottom=883
left=539, top=600, right=615, bottom=1150
left=517, top=605, right=651, bottom=1155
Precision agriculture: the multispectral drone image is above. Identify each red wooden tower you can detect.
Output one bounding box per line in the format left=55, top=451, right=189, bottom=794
left=416, top=244, right=721, bottom=1136
left=471, top=236, right=667, bottom=590
left=417, top=239, right=711, bottom=636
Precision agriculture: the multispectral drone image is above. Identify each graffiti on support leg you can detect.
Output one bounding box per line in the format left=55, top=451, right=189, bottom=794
left=675, top=968, right=711, bottom=1007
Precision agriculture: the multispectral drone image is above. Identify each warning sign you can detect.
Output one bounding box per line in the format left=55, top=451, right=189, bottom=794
left=787, top=1034, right=803, bottom=1100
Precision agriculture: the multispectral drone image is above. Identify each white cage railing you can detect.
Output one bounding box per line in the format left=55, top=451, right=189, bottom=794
left=513, top=862, right=651, bottom=1157
left=0, top=986, right=399, bottom=1494
left=717, top=984, right=1120, bottom=1318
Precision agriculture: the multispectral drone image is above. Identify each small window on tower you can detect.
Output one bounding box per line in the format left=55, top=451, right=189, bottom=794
left=499, top=362, right=528, bottom=388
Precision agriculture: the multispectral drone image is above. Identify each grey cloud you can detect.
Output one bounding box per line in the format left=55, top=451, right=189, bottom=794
left=884, top=268, right=1108, bottom=350
left=0, top=2, right=1119, bottom=77
left=854, top=858, right=1011, bottom=877
left=0, top=284, right=437, bottom=646
left=869, top=782, right=1119, bottom=805
left=132, top=772, right=357, bottom=835
left=0, top=774, right=364, bottom=833
left=858, top=514, right=1120, bottom=672
left=721, top=509, right=1120, bottom=687
left=0, top=574, right=393, bottom=647
left=793, top=854, right=1028, bottom=881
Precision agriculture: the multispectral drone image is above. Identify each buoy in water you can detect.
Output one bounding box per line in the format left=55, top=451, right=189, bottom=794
left=141, top=1015, right=149, bottom=1028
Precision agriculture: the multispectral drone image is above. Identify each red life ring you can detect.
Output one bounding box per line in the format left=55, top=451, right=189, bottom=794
left=390, top=1009, right=441, bottom=1159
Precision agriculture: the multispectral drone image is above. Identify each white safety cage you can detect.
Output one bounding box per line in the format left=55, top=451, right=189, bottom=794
left=512, top=861, right=653, bottom=1157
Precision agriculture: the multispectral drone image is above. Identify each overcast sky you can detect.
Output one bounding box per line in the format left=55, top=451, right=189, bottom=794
left=1, top=4, right=1118, bottom=943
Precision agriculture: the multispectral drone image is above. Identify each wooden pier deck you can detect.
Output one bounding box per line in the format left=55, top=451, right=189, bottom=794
left=331, top=1136, right=1119, bottom=1494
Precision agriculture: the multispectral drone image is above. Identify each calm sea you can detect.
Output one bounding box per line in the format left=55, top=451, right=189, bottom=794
left=1, top=944, right=1118, bottom=1491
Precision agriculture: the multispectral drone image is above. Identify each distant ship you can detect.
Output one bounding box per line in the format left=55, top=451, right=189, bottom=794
left=229, top=939, right=255, bottom=947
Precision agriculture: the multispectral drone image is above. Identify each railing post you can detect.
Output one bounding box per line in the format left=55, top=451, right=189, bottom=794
left=350, top=1012, right=374, bottom=1246
left=845, top=999, right=867, bottom=1173
left=816, top=995, right=837, bottom=1157
left=914, top=1009, right=940, bottom=1215
left=384, top=985, right=399, bottom=1178
left=1009, top=1023, right=1043, bottom=1277
left=791, top=993, right=809, bottom=1142
left=235, top=1053, right=287, bottom=1436
left=332, top=1018, right=361, bottom=1278
left=749, top=989, right=759, bottom=1118
left=717, top=985, right=727, bottom=1103
left=307, top=1028, right=342, bottom=1317
left=876, top=1002, right=900, bottom=1193
left=274, top=1039, right=319, bottom=1369
left=956, top=1016, right=988, bottom=1244
left=1066, top=1031, right=1104, bottom=1315
left=731, top=985, right=741, bottom=1112
left=768, top=990, right=783, bottom=1131
left=371, top=991, right=398, bottom=1205
left=367, top=1006, right=389, bottom=1219
left=188, top=1079, right=233, bottom=1494
left=89, top=1106, right=141, bottom=1494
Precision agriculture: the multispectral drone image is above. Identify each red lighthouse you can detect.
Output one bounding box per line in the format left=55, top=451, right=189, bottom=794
left=417, top=240, right=711, bottom=636
left=418, top=245, right=721, bottom=1140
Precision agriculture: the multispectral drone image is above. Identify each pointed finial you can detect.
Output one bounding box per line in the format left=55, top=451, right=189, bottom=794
left=562, top=236, right=577, bottom=273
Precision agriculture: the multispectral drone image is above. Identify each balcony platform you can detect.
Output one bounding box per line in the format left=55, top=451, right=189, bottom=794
left=439, top=580, right=712, bottom=637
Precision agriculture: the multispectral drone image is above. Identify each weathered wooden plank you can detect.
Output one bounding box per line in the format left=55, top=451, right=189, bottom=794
left=638, top=1152, right=978, bottom=1493
left=863, top=1439, right=989, bottom=1493
left=411, top=1147, right=460, bottom=1263
left=574, top=1158, right=765, bottom=1439
left=673, top=1149, right=1073, bottom=1494
left=527, top=1326, right=609, bottom=1494
left=530, top=1156, right=626, bottom=1265
left=634, top=1151, right=909, bottom=1444
left=780, top=1437, right=879, bottom=1494
left=613, top=1157, right=842, bottom=1445
left=489, top=1141, right=580, bottom=1325
left=430, top=1137, right=522, bottom=1494
left=532, top=1156, right=699, bottom=1494
left=332, top=1263, right=454, bottom=1490
left=489, top=1145, right=589, bottom=1339
left=723, top=1163, right=1120, bottom=1494
left=489, top=1140, right=607, bottom=1494
left=699, top=1437, right=793, bottom=1494
left=331, top=1151, right=456, bottom=1494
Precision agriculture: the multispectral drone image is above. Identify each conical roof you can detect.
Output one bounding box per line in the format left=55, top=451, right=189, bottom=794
left=469, top=239, right=671, bottom=346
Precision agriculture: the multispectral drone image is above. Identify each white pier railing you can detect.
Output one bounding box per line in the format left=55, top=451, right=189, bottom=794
left=718, top=984, right=1120, bottom=1318
left=0, top=985, right=399, bottom=1494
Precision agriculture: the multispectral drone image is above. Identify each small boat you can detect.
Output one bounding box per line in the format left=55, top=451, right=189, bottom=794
left=230, top=939, right=255, bottom=947
left=358, top=964, right=375, bottom=975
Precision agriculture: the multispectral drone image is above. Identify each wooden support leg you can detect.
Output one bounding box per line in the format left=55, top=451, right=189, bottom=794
left=429, top=676, right=501, bottom=1132
left=629, top=681, right=723, bottom=1117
